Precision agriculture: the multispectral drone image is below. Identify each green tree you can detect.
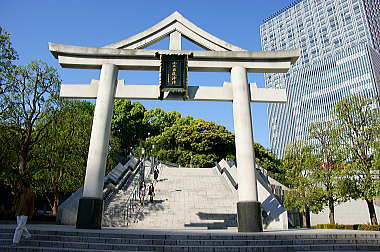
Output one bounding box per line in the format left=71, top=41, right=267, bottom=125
left=283, top=140, right=323, bottom=228
left=309, top=121, right=347, bottom=224
left=30, top=101, right=92, bottom=214
left=0, top=60, right=61, bottom=190
left=31, top=100, right=121, bottom=215
left=143, top=108, right=181, bottom=136
left=144, top=117, right=235, bottom=167
left=112, top=100, right=146, bottom=156
left=334, top=95, right=380, bottom=225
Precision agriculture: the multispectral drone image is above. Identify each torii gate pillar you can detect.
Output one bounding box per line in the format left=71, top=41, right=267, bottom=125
left=76, top=64, right=118, bottom=229
left=231, top=66, right=262, bottom=232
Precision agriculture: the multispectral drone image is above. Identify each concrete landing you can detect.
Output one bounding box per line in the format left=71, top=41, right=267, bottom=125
left=129, top=165, right=238, bottom=230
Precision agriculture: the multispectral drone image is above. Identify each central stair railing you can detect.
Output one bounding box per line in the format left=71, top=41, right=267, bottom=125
left=122, top=159, right=157, bottom=226
left=103, top=159, right=144, bottom=226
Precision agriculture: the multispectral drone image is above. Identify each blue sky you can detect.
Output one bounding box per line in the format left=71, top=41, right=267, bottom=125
left=1, top=0, right=295, bottom=149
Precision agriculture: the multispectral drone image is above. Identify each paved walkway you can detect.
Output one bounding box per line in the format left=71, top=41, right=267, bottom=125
left=1, top=223, right=379, bottom=236
left=129, top=165, right=238, bottom=230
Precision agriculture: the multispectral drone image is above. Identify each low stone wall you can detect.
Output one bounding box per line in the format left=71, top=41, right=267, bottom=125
left=311, top=199, right=380, bottom=225
left=56, top=157, right=139, bottom=225
left=215, top=159, right=289, bottom=230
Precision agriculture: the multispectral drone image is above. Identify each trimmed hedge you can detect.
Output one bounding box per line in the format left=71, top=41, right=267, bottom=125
left=312, top=223, right=380, bottom=231
left=0, top=210, right=55, bottom=223
left=358, top=224, right=380, bottom=231
left=0, top=209, right=15, bottom=220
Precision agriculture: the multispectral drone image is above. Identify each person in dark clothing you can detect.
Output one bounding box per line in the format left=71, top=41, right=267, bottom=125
left=148, top=183, right=155, bottom=203
left=153, top=168, right=159, bottom=182
left=11, top=183, right=34, bottom=247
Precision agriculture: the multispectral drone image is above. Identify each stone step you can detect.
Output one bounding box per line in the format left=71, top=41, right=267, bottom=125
left=2, top=226, right=380, bottom=251
left=1, top=228, right=380, bottom=240
left=1, top=233, right=380, bottom=246
left=1, top=243, right=380, bottom=251
left=0, top=247, right=110, bottom=252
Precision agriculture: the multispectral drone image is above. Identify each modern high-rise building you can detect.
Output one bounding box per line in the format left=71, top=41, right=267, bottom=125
left=260, top=0, right=380, bottom=158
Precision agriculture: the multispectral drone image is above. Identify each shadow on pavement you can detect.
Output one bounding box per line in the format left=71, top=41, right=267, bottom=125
left=184, top=212, right=237, bottom=229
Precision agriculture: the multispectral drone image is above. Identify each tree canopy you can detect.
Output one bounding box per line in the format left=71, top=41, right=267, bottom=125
left=0, top=27, right=18, bottom=94
left=143, top=116, right=235, bottom=167
left=112, top=100, right=146, bottom=156
left=282, top=140, right=323, bottom=227
left=308, top=121, right=347, bottom=224
left=333, top=95, right=380, bottom=225
left=30, top=101, right=94, bottom=214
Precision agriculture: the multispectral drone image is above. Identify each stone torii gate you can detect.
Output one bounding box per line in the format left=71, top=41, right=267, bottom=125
left=49, top=12, right=299, bottom=232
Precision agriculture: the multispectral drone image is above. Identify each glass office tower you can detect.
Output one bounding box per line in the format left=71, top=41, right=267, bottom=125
left=260, top=0, right=380, bottom=158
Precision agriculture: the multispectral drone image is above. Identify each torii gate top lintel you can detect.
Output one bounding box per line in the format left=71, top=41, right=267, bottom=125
left=102, top=11, right=245, bottom=51
left=48, top=42, right=300, bottom=65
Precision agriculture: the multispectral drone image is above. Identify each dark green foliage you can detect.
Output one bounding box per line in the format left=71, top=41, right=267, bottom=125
left=112, top=100, right=146, bottom=155
left=0, top=60, right=61, bottom=192
left=143, top=108, right=180, bottom=136
left=144, top=116, right=235, bottom=168
left=0, top=27, right=18, bottom=93
left=312, top=223, right=380, bottom=231
left=282, top=140, right=323, bottom=227
left=31, top=100, right=120, bottom=214
left=308, top=121, right=347, bottom=224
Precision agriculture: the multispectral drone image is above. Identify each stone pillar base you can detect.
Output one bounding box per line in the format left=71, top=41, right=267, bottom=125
left=237, top=201, right=263, bottom=232
left=76, top=198, right=103, bottom=229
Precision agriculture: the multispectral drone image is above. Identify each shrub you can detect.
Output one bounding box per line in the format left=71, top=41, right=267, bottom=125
left=358, top=224, right=380, bottom=231
left=0, top=209, right=15, bottom=220
left=312, top=223, right=379, bottom=231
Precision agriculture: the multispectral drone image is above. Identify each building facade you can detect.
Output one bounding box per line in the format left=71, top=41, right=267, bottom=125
left=260, top=0, right=380, bottom=158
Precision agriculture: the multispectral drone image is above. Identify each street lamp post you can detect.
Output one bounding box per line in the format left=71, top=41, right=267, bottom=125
left=151, top=144, right=155, bottom=174
left=141, top=148, right=145, bottom=183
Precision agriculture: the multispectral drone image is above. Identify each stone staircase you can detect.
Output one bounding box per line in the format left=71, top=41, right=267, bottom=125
left=127, top=164, right=238, bottom=230
left=0, top=225, right=380, bottom=251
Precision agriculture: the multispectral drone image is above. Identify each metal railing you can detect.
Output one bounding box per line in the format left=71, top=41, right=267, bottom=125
left=121, top=159, right=157, bottom=226
left=102, top=160, right=143, bottom=226
left=122, top=178, right=142, bottom=225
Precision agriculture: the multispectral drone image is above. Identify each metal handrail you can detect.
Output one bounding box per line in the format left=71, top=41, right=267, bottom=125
left=122, top=173, right=142, bottom=225
left=103, top=161, right=142, bottom=225
left=104, top=159, right=158, bottom=227
left=122, top=159, right=157, bottom=226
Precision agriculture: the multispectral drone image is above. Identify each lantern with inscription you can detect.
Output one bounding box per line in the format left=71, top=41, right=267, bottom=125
left=159, top=54, right=188, bottom=99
